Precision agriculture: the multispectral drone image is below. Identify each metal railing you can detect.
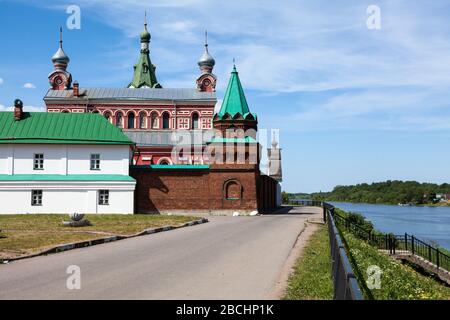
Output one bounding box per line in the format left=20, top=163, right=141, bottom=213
left=288, top=199, right=364, bottom=300
left=332, top=211, right=450, bottom=272
left=327, top=207, right=364, bottom=300
left=289, top=198, right=450, bottom=297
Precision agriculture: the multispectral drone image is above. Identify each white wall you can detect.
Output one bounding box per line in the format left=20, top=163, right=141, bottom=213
left=67, top=145, right=130, bottom=175
left=0, top=145, right=14, bottom=174
left=0, top=181, right=135, bottom=214
left=0, top=144, right=131, bottom=175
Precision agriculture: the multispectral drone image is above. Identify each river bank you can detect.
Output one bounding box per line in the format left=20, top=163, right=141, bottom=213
left=330, top=202, right=450, bottom=250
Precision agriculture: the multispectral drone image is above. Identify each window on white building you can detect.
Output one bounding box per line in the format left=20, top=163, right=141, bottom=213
left=90, top=154, right=100, bottom=170
left=31, top=190, right=43, bottom=206
left=34, top=154, right=44, bottom=170
left=99, top=190, right=109, bottom=205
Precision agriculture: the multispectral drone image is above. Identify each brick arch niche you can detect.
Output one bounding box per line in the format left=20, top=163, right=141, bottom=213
left=223, top=179, right=242, bottom=200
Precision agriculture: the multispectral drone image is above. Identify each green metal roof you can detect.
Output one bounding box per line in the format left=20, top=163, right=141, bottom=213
left=0, top=174, right=136, bottom=182
left=0, top=112, right=134, bottom=145
left=130, top=165, right=210, bottom=170
left=207, top=136, right=258, bottom=144
left=216, top=65, right=256, bottom=119
left=128, top=24, right=161, bottom=89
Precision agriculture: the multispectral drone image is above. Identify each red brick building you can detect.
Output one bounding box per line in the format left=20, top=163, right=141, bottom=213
left=44, top=25, right=217, bottom=165
left=44, top=22, right=282, bottom=214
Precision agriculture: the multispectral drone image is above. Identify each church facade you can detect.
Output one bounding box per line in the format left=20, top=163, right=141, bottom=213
left=44, top=24, right=217, bottom=166
left=40, top=21, right=282, bottom=214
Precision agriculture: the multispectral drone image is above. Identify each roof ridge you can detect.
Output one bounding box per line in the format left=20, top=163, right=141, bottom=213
left=0, top=112, right=133, bottom=145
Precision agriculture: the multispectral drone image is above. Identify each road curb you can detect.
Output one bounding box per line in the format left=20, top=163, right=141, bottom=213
left=0, top=218, right=208, bottom=264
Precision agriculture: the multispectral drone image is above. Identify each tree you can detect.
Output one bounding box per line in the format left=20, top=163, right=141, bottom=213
left=281, top=192, right=290, bottom=204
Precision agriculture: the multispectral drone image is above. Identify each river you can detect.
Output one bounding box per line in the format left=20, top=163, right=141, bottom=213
left=330, top=202, right=450, bottom=250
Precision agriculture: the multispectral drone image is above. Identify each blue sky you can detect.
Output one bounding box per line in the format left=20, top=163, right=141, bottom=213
left=1, top=0, right=450, bottom=193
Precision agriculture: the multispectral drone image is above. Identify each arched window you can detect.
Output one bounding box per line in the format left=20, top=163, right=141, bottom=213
left=139, top=112, right=146, bottom=129
left=128, top=113, right=135, bottom=129
left=162, top=112, right=170, bottom=129
left=150, top=113, right=158, bottom=129
left=116, top=112, right=123, bottom=128
left=104, top=112, right=112, bottom=123
left=224, top=180, right=242, bottom=200
left=158, top=157, right=171, bottom=165
left=191, top=113, right=199, bottom=130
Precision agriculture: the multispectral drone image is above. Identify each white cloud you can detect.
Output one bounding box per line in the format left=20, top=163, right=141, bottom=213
left=0, top=104, right=45, bottom=112
left=0, top=78, right=3, bottom=85
left=23, top=83, right=36, bottom=89
left=21, top=0, right=450, bottom=132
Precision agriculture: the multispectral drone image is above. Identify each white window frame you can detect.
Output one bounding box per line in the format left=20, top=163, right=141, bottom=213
left=98, top=190, right=109, bottom=205
left=34, top=153, right=44, bottom=170
left=90, top=154, right=101, bottom=170
left=31, top=190, right=43, bottom=206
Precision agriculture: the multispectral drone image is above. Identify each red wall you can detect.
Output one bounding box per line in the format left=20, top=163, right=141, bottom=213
left=130, top=166, right=279, bottom=214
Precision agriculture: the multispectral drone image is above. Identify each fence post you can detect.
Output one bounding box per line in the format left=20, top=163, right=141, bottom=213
left=388, top=236, right=392, bottom=255
left=323, top=206, right=326, bottom=223
left=428, top=245, right=432, bottom=262
left=385, top=234, right=388, bottom=250
left=436, top=248, right=440, bottom=269
left=411, top=236, right=415, bottom=255
left=393, top=237, right=396, bottom=255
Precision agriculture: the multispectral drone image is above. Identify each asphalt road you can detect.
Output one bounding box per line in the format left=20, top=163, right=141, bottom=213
left=0, top=208, right=320, bottom=300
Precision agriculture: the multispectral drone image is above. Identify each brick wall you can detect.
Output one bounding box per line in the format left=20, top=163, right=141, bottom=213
left=130, top=166, right=279, bottom=215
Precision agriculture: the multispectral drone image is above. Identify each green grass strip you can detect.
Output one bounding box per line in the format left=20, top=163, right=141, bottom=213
left=284, top=225, right=333, bottom=300
left=341, top=229, right=450, bottom=300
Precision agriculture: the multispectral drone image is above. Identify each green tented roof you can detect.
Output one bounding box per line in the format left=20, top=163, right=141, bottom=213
left=217, top=65, right=255, bottom=119
left=0, top=174, right=136, bottom=182
left=0, top=112, right=134, bottom=145
left=207, top=136, right=258, bottom=144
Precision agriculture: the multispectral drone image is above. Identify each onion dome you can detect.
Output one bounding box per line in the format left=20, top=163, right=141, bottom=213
left=140, top=12, right=151, bottom=43
left=140, top=23, right=151, bottom=43
left=198, top=31, right=215, bottom=72
left=52, top=27, right=70, bottom=66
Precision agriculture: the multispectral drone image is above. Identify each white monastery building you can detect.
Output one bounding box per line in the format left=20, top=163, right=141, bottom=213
left=0, top=100, right=136, bottom=214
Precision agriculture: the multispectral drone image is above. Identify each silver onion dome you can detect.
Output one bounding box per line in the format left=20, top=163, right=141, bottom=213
left=198, top=31, right=215, bottom=69
left=52, top=27, right=70, bottom=65
left=198, top=45, right=215, bottom=68
left=52, top=47, right=70, bottom=64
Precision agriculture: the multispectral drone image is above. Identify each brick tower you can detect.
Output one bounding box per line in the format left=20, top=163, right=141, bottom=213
left=207, top=65, right=262, bottom=212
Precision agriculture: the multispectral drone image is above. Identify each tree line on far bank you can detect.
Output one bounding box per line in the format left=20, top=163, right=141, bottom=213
left=285, top=180, right=450, bottom=205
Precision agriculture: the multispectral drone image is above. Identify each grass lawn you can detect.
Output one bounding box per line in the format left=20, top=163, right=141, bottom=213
left=341, top=229, right=450, bottom=300
left=284, top=224, right=333, bottom=300
left=0, top=214, right=197, bottom=259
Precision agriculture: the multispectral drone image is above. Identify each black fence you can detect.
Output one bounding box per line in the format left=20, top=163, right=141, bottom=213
left=332, top=210, right=450, bottom=272
left=287, top=199, right=329, bottom=222
left=327, top=206, right=364, bottom=300
left=288, top=199, right=364, bottom=300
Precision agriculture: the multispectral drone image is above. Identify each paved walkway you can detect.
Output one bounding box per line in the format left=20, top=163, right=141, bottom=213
left=0, top=208, right=322, bottom=300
